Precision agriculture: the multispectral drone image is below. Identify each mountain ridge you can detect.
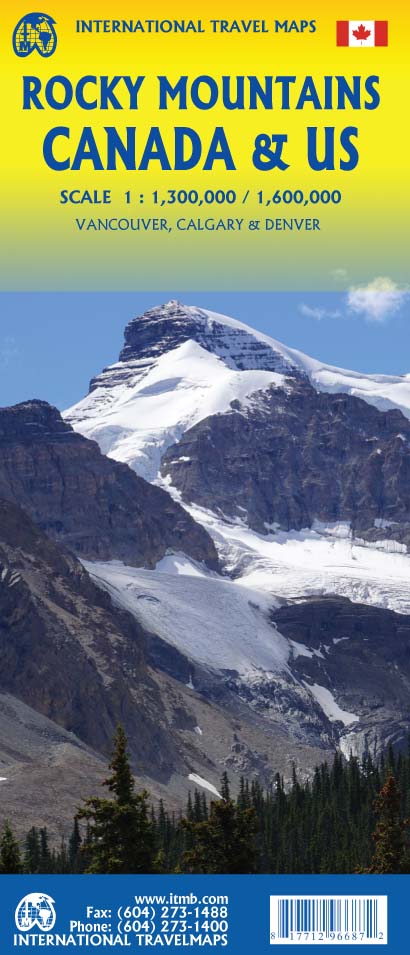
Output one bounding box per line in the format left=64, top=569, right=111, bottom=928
left=65, top=301, right=410, bottom=487
left=0, top=398, right=218, bottom=569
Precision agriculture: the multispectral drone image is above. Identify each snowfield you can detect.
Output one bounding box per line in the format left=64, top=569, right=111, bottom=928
left=66, top=337, right=287, bottom=482
left=84, top=558, right=290, bottom=679
left=83, top=548, right=379, bottom=730
left=303, top=683, right=359, bottom=727
left=188, top=774, right=221, bottom=798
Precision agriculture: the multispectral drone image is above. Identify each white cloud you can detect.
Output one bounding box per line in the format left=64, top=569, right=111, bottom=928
left=347, top=277, right=409, bottom=323
left=299, top=304, right=342, bottom=321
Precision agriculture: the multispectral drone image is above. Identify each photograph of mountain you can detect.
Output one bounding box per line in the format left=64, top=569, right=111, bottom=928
left=1, top=295, right=410, bottom=874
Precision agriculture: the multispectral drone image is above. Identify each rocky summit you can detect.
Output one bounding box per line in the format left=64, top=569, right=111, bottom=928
left=116, top=300, right=303, bottom=374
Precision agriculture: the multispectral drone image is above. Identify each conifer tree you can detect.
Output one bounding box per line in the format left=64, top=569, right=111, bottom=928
left=68, top=817, right=83, bottom=873
left=201, top=793, right=208, bottom=820
left=193, top=790, right=204, bottom=822
left=39, top=828, right=52, bottom=873
left=186, top=792, right=194, bottom=821
left=181, top=775, right=258, bottom=874
left=220, top=772, right=230, bottom=802
left=365, top=775, right=410, bottom=874
left=57, top=838, right=69, bottom=874
left=0, top=820, right=22, bottom=873
left=24, top=827, right=40, bottom=873
left=79, top=725, right=155, bottom=874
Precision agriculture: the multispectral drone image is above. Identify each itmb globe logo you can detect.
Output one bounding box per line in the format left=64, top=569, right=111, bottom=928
left=15, top=894, right=56, bottom=933
left=13, top=13, right=57, bottom=57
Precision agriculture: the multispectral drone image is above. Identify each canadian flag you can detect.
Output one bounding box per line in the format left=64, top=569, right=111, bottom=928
left=337, top=20, right=388, bottom=46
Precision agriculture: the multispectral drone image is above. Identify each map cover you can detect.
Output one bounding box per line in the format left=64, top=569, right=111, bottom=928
left=0, top=1, right=409, bottom=952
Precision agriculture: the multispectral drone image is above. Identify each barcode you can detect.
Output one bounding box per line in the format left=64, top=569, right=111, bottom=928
left=270, top=896, right=388, bottom=945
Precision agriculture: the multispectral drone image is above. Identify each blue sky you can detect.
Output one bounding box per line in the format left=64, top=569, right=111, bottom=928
left=0, top=289, right=409, bottom=410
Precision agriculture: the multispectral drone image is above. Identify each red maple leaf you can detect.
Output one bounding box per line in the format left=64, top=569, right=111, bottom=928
left=353, top=23, right=372, bottom=41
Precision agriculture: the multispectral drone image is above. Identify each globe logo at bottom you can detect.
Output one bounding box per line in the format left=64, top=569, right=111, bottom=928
left=15, top=894, right=56, bottom=932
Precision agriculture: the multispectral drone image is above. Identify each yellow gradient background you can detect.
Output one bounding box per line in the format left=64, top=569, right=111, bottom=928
left=0, top=0, right=407, bottom=289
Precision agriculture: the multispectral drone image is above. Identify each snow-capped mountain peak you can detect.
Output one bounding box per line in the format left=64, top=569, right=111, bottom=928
left=65, top=300, right=410, bottom=482
left=65, top=301, right=302, bottom=480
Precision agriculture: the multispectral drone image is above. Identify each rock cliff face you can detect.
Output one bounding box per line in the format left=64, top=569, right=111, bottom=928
left=116, top=300, right=302, bottom=375
left=0, top=401, right=218, bottom=568
left=273, top=597, right=410, bottom=759
left=0, top=498, right=174, bottom=774
left=161, top=379, right=410, bottom=538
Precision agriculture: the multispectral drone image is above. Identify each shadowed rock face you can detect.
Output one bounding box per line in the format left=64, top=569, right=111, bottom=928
left=276, top=597, right=410, bottom=700
left=0, top=498, right=177, bottom=776
left=161, top=380, right=410, bottom=539
left=273, top=596, right=410, bottom=759
left=0, top=400, right=218, bottom=569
